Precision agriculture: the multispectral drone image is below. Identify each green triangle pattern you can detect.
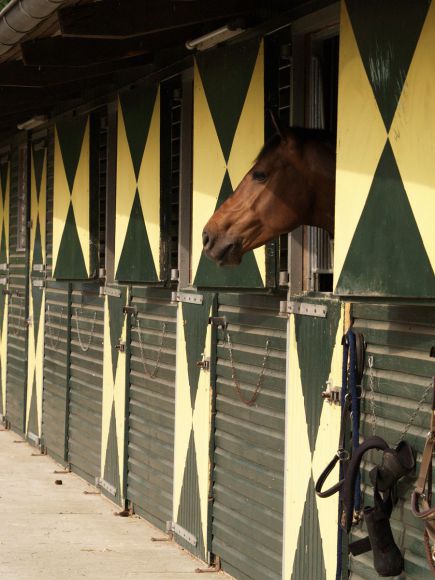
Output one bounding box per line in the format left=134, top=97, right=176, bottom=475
left=108, top=290, right=125, bottom=383
left=56, top=115, right=88, bottom=193
left=182, top=295, right=212, bottom=407
left=32, top=284, right=43, bottom=348
left=336, top=141, right=435, bottom=296
left=291, top=478, right=327, bottom=580
left=103, top=403, right=121, bottom=502
left=32, top=144, right=45, bottom=201
left=196, top=38, right=260, bottom=160
left=54, top=203, right=88, bottom=279
left=115, top=190, right=157, bottom=282
left=194, top=172, right=263, bottom=288
left=32, top=218, right=43, bottom=268
left=346, top=0, right=429, bottom=131
left=176, top=430, right=205, bottom=558
left=295, top=299, right=340, bottom=453
left=27, top=378, right=39, bottom=438
left=0, top=162, right=7, bottom=204
left=119, top=84, right=158, bottom=178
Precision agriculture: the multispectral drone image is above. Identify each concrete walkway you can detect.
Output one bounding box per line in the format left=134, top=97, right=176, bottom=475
left=0, top=428, right=226, bottom=580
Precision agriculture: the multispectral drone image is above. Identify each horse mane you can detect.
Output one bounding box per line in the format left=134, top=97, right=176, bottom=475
left=256, top=127, right=336, bottom=162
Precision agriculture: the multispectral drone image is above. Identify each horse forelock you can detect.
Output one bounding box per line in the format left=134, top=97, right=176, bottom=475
left=255, top=127, right=335, bottom=164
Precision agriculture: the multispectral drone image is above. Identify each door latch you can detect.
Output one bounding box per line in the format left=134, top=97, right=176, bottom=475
left=115, top=341, right=126, bottom=353
left=196, top=353, right=210, bottom=371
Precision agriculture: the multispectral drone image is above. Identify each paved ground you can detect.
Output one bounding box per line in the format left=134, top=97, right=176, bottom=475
left=0, top=428, right=226, bottom=580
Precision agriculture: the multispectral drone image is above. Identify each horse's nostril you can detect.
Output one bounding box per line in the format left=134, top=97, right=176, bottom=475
left=202, top=230, right=210, bottom=248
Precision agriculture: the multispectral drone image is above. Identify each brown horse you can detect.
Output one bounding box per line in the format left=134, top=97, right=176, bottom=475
left=202, top=125, right=336, bottom=266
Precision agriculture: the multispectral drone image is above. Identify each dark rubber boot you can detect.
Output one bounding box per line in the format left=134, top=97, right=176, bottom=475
left=364, top=504, right=404, bottom=577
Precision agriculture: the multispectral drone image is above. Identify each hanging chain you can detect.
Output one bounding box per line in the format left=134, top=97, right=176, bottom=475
left=74, top=308, right=97, bottom=352
left=135, top=317, right=166, bottom=378
left=226, top=331, right=271, bottom=407
left=46, top=304, right=64, bottom=350
left=9, top=293, right=23, bottom=337
left=396, top=379, right=434, bottom=446
left=366, top=355, right=377, bottom=436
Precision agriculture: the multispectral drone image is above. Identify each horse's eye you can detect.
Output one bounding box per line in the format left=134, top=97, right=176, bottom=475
left=252, top=170, right=268, bottom=182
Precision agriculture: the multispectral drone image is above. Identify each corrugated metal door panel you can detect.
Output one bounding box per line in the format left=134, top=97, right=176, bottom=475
left=42, top=280, right=70, bottom=463
left=127, top=287, right=176, bottom=530
left=350, top=302, right=435, bottom=580
left=6, top=148, right=28, bottom=434
left=68, top=283, right=104, bottom=483
left=212, top=293, right=286, bottom=580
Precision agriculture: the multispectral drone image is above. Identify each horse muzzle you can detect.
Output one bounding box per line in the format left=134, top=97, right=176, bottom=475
left=202, top=228, right=243, bottom=266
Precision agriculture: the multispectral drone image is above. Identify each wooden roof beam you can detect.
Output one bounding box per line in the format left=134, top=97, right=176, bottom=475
left=58, top=0, right=272, bottom=39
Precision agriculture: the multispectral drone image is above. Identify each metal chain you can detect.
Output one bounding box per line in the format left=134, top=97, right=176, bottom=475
left=74, top=308, right=97, bottom=353
left=136, top=317, right=166, bottom=379
left=396, top=379, right=434, bottom=445
left=9, top=293, right=23, bottom=337
left=366, top=355, right=377, bottom=436
left=226, top=331, right=271, bottom=407
left=46, top=304, right=64, bottom=350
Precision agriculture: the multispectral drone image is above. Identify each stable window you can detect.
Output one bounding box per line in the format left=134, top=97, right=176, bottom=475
left=16, top=143, right=28, bottom=252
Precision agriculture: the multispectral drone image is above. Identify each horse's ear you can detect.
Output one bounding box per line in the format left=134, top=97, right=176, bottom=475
left=269, top=109, right=287, bottom=140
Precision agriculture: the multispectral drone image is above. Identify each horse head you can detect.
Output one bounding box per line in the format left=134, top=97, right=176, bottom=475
left=202, top=123, right=336, bottom=266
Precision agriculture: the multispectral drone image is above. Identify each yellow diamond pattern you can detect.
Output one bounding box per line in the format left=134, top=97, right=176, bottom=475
left=30, top=148, right=47, bottom=267
left=0, top=162, right=9, bottom=264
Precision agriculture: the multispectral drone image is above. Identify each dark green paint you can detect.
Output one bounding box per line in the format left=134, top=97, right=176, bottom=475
left=194, top=172, right=263, bottom=288
left=182, top=293, right=213, bottom=406
left=103, top=403, right=121, bottom=504
left=292, top=478, right=327, bottom=580
left=108, top=289, right=126, bottom=383
left=0, top=226, right=6, bottom=267
left=176, top=429, right=205, bottom=558
left=31, top=284, right=43, bottom=348
left=196, top=39, right=260, bottom=160
left=27, top=378, right=38, bottom=438
left=56, top=116, right=88, bottom=193
left=32, top=145, right=45, bottom=201
left=295, top=298, right=340, bottom=453
left=32, top=218, right=43, bottom=268
left=115, top=190, right=157, bottom=282
left=54, top=204, right=88, bottom=279
left=346, top=0, right=428, bottom=131
left=0, top=162, right=8, bottom=203
left=336, top=142, right=435, bottom=297
left=119, top=84, right=158, bottom=178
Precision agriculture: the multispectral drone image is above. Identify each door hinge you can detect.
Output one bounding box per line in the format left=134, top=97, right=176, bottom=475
left=166, top=521, right=197, bottom=546
left=196, top=353, right=210, bottom=371
left=280, top=300, right=328, bottom=318
left=172, top=292, right=203, bottom=305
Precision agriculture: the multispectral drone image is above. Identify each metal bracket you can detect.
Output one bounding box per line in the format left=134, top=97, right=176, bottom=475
left=123, top=305, right=137, bottom=316
left=321, top=381, right=341, bottom=405
left=174, top=292, right=203, bottom=305
left=27, top=431, right=40, bottom=446
left=209, top=316, right=227, bottom=329
left=166, top=521, right=197, bottom=547
left=103, top=286, right=121, bottom=298
left=196, top=353, right=210, bottom=371
left=115, top=341, right=126, bottom=353
left=95, top=477, right=117, bottom=497
left=32, top=279, right=45, bottom=288
left=286, top=301, right=328, bottom=318
left=33, top=264, right=45, bottom=272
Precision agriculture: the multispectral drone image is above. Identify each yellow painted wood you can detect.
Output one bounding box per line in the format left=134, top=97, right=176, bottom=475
left=101, top=293, right=128, bottom=500
left=1, top=294, right=8, bottom=412
left=137, top=87, right=161, bottom=273
left=227, top=41, right=265, bottom=284
left=25, top=291, right=45, bottom=437
left=114, top=98, right=140, bottom=276
left=173, top=303, right=213, bottom=549
left=0, top=162, right=9, bottom=264
left=283, top=305, right=344, bottom=579
left=191, top=63, right=227, bottom=282
left=334, top=1, right=387, bottom=286
left=390, top=2, right=435, bottom=273
left=71, top=121, right=90, bottom=276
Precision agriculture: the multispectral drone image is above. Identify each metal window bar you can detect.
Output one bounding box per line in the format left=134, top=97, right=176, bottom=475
left=170, top=87, right=182, bottom=273
left=98, top=114, right=108, bottom=273
left=16, top=144, right=28, bottom=252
